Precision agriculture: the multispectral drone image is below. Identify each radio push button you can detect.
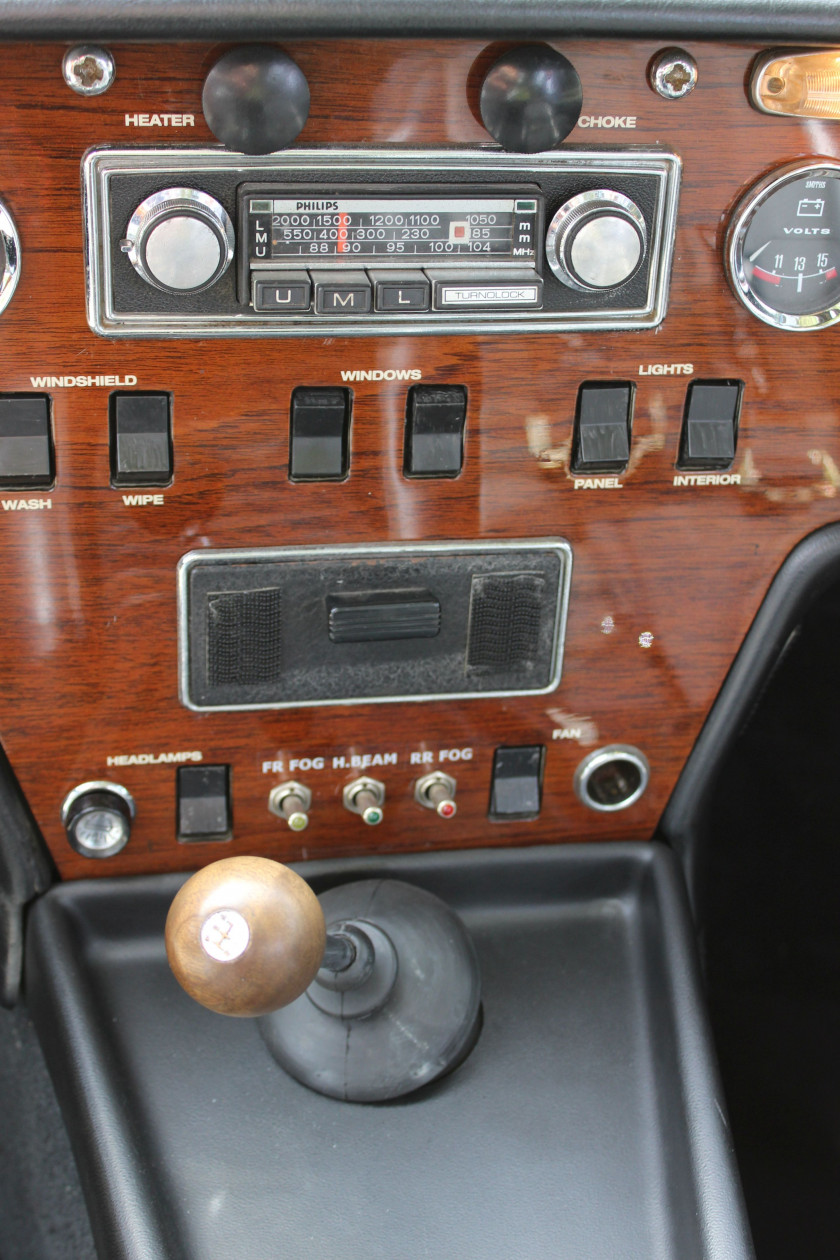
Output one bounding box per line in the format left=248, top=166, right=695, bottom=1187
left=426, top=268, right=543, bottom=311
left=311, top=270, right=372, bottom=315
left=253, top=271, right=311, bottom=312
left=369, top=271, right=431, bottom=312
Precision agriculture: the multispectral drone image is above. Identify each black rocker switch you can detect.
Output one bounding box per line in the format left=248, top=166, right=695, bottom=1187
left=0, top=394, right=54, bottom=488
left=110, top=392, right=172, bottom=486
left=289, top=387, right=350, bottom=480
left=489, top=745, right=545, bottom=820
left=677, top=380, right=743, bottom=470
left=177, top=765, right=232, bottom=842
left=404, top=385, right=467, bottom=478
left=571, top=382, right=634, bottom=474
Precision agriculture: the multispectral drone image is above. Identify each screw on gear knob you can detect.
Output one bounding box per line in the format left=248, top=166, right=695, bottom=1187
left=165, top=856, right=326, bottom=1017
left=202, top=45, right=310, bottom=154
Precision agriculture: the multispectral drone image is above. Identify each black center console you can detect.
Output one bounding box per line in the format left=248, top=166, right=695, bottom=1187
left=27, top=843, right=753, bottom=1260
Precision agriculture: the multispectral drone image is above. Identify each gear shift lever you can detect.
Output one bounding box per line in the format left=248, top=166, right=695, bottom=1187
left=165, top=856, right=481, bottom=1102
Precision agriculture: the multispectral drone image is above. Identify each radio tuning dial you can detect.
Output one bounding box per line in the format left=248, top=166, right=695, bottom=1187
left=121, top=188, right=235, bottom=294
left=545, top=190, right=646, bottom=292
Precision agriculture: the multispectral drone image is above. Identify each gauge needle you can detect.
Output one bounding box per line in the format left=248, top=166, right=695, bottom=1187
left=748, top=241, right=771, bottom=262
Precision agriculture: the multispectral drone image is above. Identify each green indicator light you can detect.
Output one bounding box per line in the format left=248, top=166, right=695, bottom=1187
left=250, top=200, right=272, bottom=213
left=363, top=807, right=383, bottom=826
left=515, top=200, right=538, bottom=213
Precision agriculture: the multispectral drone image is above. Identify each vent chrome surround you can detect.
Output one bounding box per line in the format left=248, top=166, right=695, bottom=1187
left=177, top=538, right=572, bottom=711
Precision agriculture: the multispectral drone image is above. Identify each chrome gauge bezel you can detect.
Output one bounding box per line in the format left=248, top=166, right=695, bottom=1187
left=0, top=198, right=21, bottom=315
left=726, top=159, right=840, bottom=331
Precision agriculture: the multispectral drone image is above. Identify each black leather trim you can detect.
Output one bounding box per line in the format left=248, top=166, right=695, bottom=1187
left=0, top=741, right=52, bottom=1008
left=660, top=520, right=840, bottom=913
left=0, top=0, right=839, bottom=42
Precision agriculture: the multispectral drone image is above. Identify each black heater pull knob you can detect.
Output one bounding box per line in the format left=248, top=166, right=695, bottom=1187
left=479, top=44, right=583, bottom=152
left=202, top=45, right=310, bottom=154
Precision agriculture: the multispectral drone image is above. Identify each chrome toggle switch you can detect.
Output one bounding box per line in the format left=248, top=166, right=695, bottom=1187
left=268, top=781, right=312, bottom=832
left=343, top=777, right=385, bottom=826
left=414, top=771, right=457, bottom=819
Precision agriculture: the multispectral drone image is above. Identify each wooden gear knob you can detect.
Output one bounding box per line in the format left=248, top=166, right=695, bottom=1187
left=165, top=856, right=326, bottom=1017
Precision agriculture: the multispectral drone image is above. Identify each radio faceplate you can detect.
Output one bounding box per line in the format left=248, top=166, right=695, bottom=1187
left=83, top=146, right=681, bottom=337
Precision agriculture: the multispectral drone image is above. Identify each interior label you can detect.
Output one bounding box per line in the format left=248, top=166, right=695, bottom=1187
left=673, top=473, right=741, bottom=486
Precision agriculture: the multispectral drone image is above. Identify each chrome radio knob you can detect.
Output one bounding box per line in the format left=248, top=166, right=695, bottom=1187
left=0, top=196, right=21, bottom=315
left=121, top=188, right=235, bottom=294
left=545, top=190, right=646, bottom=292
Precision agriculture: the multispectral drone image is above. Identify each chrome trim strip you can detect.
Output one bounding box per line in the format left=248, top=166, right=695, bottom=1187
left=176, top=537, right=572, bottom=712
left=83, top=145, right=681, bottom=338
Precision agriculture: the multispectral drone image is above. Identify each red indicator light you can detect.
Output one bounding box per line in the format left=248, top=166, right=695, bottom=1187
left=438, top=801, right=456, bottom=818
left=452, top=223, right=468, bottom=239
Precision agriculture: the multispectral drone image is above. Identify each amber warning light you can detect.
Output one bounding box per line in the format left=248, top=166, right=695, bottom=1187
left=752, top=49, right=840, bottom=119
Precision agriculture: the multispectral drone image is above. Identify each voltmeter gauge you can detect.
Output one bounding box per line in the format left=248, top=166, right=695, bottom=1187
left=727, top=160, right=840, bottom=330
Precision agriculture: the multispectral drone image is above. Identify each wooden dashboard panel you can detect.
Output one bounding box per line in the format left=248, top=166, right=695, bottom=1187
left=0, top=37, right=838, bottom=879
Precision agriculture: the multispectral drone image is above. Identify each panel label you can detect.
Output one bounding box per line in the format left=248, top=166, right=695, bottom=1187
left=573, top=477, right=623, bottom=489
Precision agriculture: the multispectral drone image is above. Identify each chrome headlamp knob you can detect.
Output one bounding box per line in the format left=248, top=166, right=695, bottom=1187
left=0, top=197, right=21, bottom=315
left=121, top=188, right=235, bottom=294
left=545, top=190, right=646, bottom=292
left=61, top=781, right=135, bottom=859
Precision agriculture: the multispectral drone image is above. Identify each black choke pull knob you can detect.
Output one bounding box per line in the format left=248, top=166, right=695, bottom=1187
left=202, top=45, right=310, bottom=154
left=479, top=44, right=583, bottom=153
